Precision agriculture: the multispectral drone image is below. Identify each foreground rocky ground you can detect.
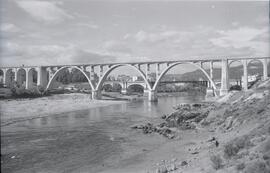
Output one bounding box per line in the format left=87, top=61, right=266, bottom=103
left=131, top=79, right=270, bottom=173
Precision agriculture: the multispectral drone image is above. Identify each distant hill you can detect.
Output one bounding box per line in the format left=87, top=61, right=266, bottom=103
left=163, top=63, right=268, bottom=81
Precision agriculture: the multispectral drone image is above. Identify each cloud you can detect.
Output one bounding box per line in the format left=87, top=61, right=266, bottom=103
left=76, top=23, right=99, bottom=29
left=16, top=0, right=73, bottom=23
left=0, top=42, right=116, bottom=66
left=125, top=30, right=190, bottom=43
left=0, top=23, right=21, bottom=33
left=103, top=40, right=132, bottom=54
left=210, top=27, right=269, bottom=55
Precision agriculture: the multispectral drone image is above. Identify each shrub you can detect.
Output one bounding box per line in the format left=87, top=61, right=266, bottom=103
left=10, top=85, right=43, bottom=98
left=224, top=135, right=252, bottom=158
left=210, top=154, right=223, bottom=170
left=236, top=163, right=245, bottom=171
left=243, top=160, right=269, bottom=173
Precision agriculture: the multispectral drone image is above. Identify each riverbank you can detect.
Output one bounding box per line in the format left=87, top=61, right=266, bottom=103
left=1, top=79, right=270, bottom=173
left=125, top=79, right=270, bottom=173
left=0, top=93, right=125, bottom=126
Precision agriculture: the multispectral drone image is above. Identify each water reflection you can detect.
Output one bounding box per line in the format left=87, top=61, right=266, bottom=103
left=21, top=95, right=204, bottom=129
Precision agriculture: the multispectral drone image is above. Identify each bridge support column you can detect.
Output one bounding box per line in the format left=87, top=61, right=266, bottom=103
left=121, top=89, right=127, bottom=94
left=90, top=66, right=95, bottom=81
left=156, top=63, right=160, bottom=78
left=143, top=88, right=148, bottom=96
left=121, top=82, right=127, bottom=94
left=220, top=59, right=229, bottom=96
left=263, top=58, right=268, bottom=80
left=3, top=69, right=8, bottom=86
left=206, top=88, right=215, bottom=97
left=99, top=66, right=103, bottom=79
left=92, top=90, right=101, bottom=100
left=37, top=67, right=48, bottom=88
left=148, top=90, right=158, bottom=102
left=26, top=69, right=33, bottom=90
left=14, top=69, right=18, bottom=82
left=242, top=60, right=248, bottom=91
left=146, top=64, right=150, bottom=80
left=209, top=61, right=213, bottom=80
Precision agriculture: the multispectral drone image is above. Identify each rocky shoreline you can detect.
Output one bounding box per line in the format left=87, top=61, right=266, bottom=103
left=131, top=103, right=214, bottom=139
left=130, top=79, right=270, bottom=173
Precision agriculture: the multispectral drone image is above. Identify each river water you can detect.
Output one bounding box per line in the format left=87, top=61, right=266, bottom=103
left=1, top=95, right=204, bottom=173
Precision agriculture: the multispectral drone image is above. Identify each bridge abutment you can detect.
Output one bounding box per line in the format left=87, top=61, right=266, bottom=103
left=25, top=69, right=34, bottom=90
left=220, top=59, right=229, bottom=96
left=148, top=90, right=158, bottom=102
left=91, top=90, right=102, bottom=100
left=121, top=88, right=127, bottom=94
left=242, top=60, right=248, bottom=91
left=263, top=58, right=269, bottom=80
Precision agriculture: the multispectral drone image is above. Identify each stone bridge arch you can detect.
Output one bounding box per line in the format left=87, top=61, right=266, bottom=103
left=127, top=83, right=145, bottom=93
left=126, top=83, right=146, bottom=89
left=152, top=62, right=217, bottom=96
left=45, top=66, right=94, bottom=91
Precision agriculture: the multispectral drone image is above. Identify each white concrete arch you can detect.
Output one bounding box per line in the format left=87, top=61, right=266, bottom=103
left=247, top=59, right=264, bottom=67
left=152, top=62, right=217, bottom=96
left=45, top=66, right=94, bottom=91
left=96, top=64, right=151, bottom=91
left=228, top=59, right=243, bottom=67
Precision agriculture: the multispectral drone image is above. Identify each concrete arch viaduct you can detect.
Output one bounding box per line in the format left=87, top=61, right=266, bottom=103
left=0, top=57, right=269, bottom=101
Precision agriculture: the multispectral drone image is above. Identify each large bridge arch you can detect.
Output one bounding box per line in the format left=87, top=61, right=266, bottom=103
left=247, top=59, right=264, bottom=67
left=96, top=64, right=151, bottom=91
left=228, top=59, right=243, bottom=67
left=45, top=66, right=94, bottom=91
left=152, top=62, right=217, bottom=96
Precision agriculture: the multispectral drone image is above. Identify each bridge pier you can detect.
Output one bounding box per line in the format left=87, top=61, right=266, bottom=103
left=148, top=90, right=158, bottom=102
left=263, top=58, right=268, bottom=80
left=91, top=90, right=101, bottom=100
left=242, top=60, right=248, bottom=91
left=37, top=67, right=48, bottom=88
left=121, top=88, right=127, bottom=94
left=26, top=69, right=34, bottom=90
left=220, top=59, right=229, bottom=96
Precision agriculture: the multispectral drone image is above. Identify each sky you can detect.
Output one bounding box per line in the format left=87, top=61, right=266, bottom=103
left=0, top=0, right=269, bottom=67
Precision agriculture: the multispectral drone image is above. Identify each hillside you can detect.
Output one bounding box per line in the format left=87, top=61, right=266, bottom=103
left=164, top=63, right=269, bottom=81
left=132, top=79, right=270, bottom=173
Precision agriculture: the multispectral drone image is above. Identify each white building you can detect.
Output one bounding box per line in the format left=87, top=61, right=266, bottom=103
left=132, top=76, right=138, bottom=82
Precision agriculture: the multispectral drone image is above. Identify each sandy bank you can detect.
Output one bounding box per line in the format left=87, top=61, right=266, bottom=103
left=0, top=93, right=125, bottom=126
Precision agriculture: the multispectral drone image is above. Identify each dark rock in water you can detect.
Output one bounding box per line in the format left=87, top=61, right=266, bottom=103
left=207, top=137, right=216, bottom=142
left=130, top=124, right=144, bottom=129
left=181, top=161, right=188, bottom=166
left=192, top=103, right=202, bottom=108
left=161, top=115, right=167, bottom=119
left=191, top=151, right=199, bottom=155
left=215, top=141, right=219, bottom=147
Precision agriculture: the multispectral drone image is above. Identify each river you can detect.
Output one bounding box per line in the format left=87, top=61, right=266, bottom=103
left=1, top=95, right=205, bottom=173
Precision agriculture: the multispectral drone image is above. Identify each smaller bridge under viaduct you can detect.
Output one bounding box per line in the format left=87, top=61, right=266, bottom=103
left=103, top=80, right=209, bottom=94
left=0, top=57, right=269, bottom=101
